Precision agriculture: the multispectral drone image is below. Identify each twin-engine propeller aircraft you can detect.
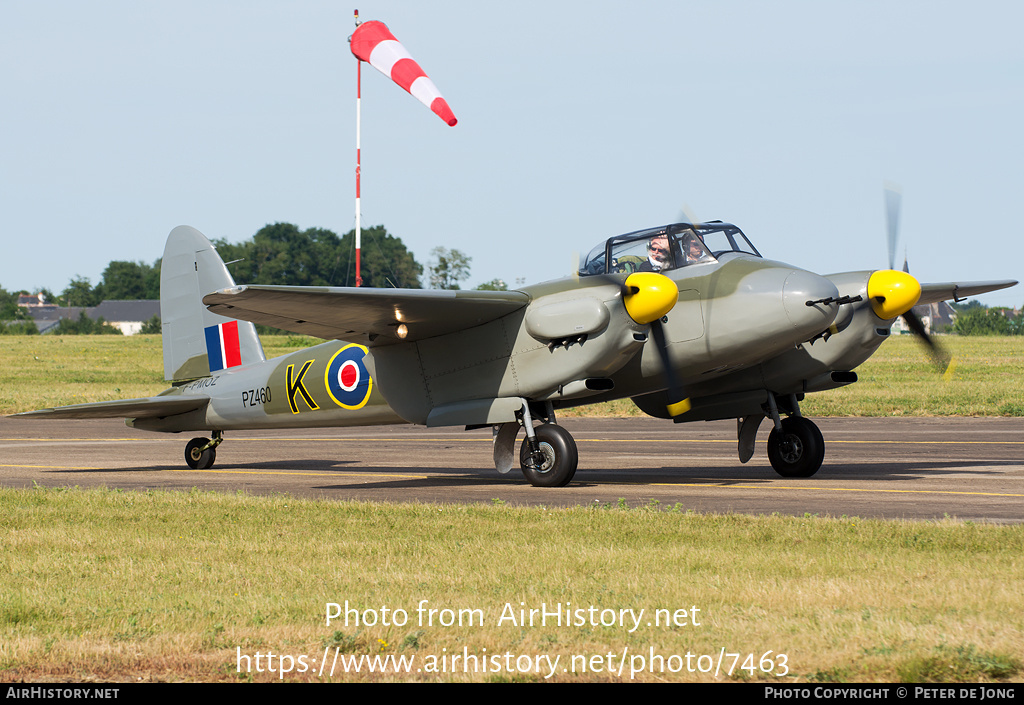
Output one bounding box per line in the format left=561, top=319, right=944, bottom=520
left=15, top=220, right=1015, bottom=487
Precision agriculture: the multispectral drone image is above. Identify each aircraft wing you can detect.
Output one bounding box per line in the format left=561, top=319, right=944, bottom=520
left=918, top=280, right=1017, bottom=306
left=202, top=285, right=532, bottom=345
left=12, top=396, right=209, bottom=420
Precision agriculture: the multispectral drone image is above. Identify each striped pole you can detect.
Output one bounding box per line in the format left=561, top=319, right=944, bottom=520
left=354, top=10, right=363, bottom=286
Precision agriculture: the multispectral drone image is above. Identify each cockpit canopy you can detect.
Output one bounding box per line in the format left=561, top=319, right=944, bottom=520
left=578, top=222, right=761, bottom=277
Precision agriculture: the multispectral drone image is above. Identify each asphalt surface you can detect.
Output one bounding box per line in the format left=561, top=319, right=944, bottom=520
left=2, top=416, right=1022, bottom=523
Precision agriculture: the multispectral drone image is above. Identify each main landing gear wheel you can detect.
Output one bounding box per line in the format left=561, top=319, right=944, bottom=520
left=767, top=416, right=824, bottom=478
left=519, top=424, right=579, bottom=488
left=185, top=437, right=217, bottom=470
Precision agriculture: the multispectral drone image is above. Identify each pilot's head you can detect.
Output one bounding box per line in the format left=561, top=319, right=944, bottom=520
left=684, top=234, right=704, bottom=260
left=647, top=234, right=670, bottom=269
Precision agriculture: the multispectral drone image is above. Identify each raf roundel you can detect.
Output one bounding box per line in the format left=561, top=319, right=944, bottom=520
left=325, top=344, right=373, bottom=409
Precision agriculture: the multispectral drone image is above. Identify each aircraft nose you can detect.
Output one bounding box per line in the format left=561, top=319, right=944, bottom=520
left=783, top=269, right=840, bottom=332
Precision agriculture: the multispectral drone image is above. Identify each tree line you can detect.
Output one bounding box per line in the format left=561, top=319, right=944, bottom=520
left=949, top=302, right=1024, bottom=336
left=7, top=223, right=499, bottom=303
left=15, top=223, right=424, bottom=307
left=0, top=223, right=507, bottom=335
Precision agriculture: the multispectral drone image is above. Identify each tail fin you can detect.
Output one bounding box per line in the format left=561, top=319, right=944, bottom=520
left=160, top=226, right=266, bottom=382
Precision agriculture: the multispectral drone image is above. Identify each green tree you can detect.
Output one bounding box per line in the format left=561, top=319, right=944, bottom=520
left=1010, top=311, right=1024, bottom=336
left=52, top=311, right=122, bottom=335
left=251, top=222, right=320, bottom=286
left=45, top=222, right=423, bottom=309
left=96, top=260, right=160, bottom=300
left=950, top=299, right=985, bottom=312
left=355, top=225, right=423, bottom=288
left=0, top=286, right=30, bottom=321
left=140, top=315, right=162, bottom=334
left=0, top=286, right=36, bottom=334
left=0, top=320, right=38, bottom=335
left=952, top=307, right=1012, bottom=336
left=475, top=278, right=508, bottom=291
left=213, top=223, right=422, bottom=289
left=60, top=277, right=101, bottom=307
left=427, top=247, right=471, bottom=289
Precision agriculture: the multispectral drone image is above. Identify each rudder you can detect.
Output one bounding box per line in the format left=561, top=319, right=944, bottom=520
left=160, top=226, right=266, bottom=382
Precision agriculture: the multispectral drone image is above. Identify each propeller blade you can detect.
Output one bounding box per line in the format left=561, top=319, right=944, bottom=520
left=884, top=182, right=902, bottom=271
left=680, top=203, right=702, bottom=226
left=649, top=317, right=691, bottom=417
left=880, top=182, right=952, bottom=376
left=901, top=308, right=953, bottom=375
left=591, top=273, right=632, bottom=298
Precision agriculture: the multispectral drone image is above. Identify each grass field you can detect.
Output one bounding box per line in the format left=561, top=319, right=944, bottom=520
left=2, top=334, right=1022, bottom=682
left=1, top=334, right=1022, bottom=416
left=2, top=487, right=1022, bottom=683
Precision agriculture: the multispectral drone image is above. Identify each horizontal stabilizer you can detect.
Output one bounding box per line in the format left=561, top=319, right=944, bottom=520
left=12, top=395, right=209, bottom=420
left=203, top=285, right=531, bottom=345
left=918, top=280, right=1017, bottom=306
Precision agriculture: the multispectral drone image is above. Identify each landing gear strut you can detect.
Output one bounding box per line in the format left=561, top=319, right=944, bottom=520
left=185, top=432, right=222, bottom=470
left=758, top=393, right=825, bottom=478
left=495, top=401, right=579, bottom=487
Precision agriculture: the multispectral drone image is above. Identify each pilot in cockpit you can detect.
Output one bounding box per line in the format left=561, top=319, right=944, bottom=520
left=639, top=233, right=672, bottom=272
left=682, top=233, right=713, bottom=264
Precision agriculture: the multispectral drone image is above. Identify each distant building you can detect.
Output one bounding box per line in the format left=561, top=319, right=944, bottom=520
left=991, top=307, right=1022, bottom=319
left=892, top=301, right=957, bottom=335
left=91, top=301, right=161, bottom=335
left=17, top=297, right=159, bottom=335
left=16, top=293, right=48, bottom=307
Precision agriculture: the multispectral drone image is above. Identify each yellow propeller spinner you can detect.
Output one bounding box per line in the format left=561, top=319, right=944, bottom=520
left=867, top=269, right=922, bottom=319
left=621, top=272, right=679, bottom=325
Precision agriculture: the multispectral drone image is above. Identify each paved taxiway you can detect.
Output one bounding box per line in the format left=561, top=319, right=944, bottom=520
left=1, top=416, right=1021, bottom=523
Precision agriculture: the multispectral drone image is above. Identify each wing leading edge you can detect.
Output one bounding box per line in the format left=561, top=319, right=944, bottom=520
left=202, top=285, right=532, bottom=345
left=918, top=280, right=1018, bottom=306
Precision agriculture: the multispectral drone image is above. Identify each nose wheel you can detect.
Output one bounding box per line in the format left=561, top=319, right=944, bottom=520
left=766, top=416, right=824, bottom=478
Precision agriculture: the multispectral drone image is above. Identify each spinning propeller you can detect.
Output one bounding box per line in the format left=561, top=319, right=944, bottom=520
left=872, top=184, right=953, bottom=373
left=606, top=271, right=691, bottom=417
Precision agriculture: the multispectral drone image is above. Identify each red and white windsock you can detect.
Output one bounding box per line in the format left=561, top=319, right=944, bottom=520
left=350, top=20, right=457, bottom=127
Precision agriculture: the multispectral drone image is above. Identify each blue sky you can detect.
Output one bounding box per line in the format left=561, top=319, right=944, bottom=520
left=2, top=1, right=1021, bottom=305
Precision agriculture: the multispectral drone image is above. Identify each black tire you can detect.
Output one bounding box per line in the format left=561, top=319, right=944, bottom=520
left=185, top=437, right=217, bottom=470
left=519, top=424, right=578, bottom=487
left=766, top=417, right=824, bottom=478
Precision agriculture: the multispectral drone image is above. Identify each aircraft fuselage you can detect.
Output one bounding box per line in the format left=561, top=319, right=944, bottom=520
left=132, top=253, right=844, bottom=434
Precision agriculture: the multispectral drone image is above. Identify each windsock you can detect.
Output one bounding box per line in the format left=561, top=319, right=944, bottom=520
left=350, top=20, right=457, bottom=127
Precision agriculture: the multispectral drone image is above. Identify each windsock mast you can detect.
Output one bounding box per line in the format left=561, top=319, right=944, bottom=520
left=349, top=10, right=458, bottom=287
left=354, top=8, right=363, bottom=286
